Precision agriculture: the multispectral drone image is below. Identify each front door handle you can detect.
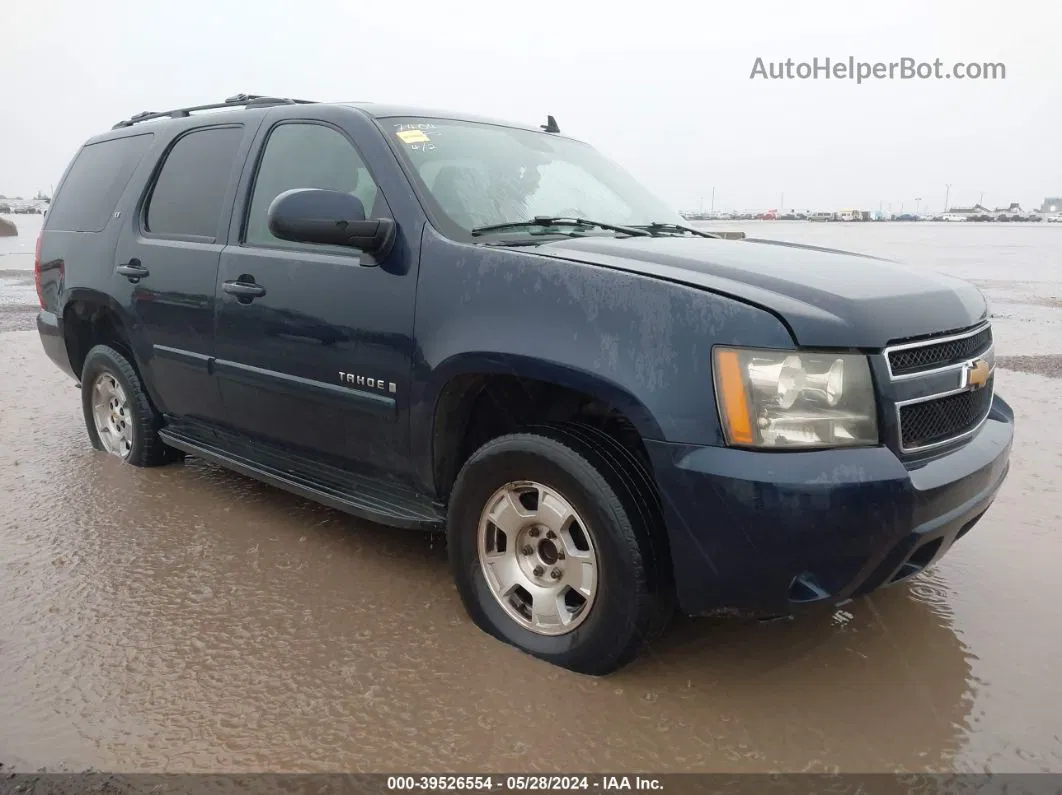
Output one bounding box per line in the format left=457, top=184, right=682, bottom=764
left=222, top=280, right=267, bottom=301
left=116, top=259, right=149, bottom=281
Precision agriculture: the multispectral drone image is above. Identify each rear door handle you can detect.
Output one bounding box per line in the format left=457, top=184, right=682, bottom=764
left=116, top=259, right=149, bottom=280
left=222, top=280, right=267, bottom=299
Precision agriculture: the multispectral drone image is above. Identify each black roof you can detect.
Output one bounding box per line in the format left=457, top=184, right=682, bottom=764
left=99, top=94, right=575, bottom=142
left=342, top=102, right=563, bottom=134
left=109, top=93, right=317, bottom=129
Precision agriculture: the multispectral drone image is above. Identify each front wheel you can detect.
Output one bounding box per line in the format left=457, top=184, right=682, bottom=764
left=447, top=426, right=672, bottom=675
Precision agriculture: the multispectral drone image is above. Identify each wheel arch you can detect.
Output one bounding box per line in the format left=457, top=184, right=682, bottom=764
left=416, top=352, right=665, bottom=501
left=60, top=289, right=155, bottom=401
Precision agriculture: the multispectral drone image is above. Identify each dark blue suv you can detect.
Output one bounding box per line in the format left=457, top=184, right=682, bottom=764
left=34, top=94, right=1013, bottom=674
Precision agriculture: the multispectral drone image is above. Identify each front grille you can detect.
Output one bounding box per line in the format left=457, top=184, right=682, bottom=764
left=888, top=324, right=992, bottom=376
left=899, top=376, right=994, bottom=450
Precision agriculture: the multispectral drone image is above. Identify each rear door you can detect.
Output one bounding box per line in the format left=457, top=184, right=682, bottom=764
left=213, top=115, right=418, bottom=476
left=112, top=122, right=258, bottom=423
left=37, top=131, right=156, bottom=360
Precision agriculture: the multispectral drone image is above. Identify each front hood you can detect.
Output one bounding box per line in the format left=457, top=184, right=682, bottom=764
left=529, top=236, right=988, bottom=348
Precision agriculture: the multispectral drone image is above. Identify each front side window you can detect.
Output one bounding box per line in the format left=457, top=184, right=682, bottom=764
left=245, top=123, right=382, bottom=248
left=385, top=117, right=684, bottom=238
left=145, top=126, right=244, bottom=239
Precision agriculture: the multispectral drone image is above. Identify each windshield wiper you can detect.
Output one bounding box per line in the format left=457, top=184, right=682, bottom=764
left=634, top=222, right=721, bottom=238
left=470, top=216, right=650, bottom=237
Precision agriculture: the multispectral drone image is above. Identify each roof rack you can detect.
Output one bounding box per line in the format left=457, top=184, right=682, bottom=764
left=111, top=93, right=318, bottom=129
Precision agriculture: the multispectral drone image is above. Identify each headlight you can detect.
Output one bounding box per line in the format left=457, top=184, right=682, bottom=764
left=713, top=347, right=878, bottom=449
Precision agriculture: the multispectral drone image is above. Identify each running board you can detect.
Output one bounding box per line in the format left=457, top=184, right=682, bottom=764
left=159, top=422, right=445, bottom=531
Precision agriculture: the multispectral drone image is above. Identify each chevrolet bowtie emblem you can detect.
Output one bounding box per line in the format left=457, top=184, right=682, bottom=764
left=964, top=358, right=991, bottom=390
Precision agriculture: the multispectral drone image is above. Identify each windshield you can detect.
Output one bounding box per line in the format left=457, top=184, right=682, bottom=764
left=384, top=117, right=685, bottom=237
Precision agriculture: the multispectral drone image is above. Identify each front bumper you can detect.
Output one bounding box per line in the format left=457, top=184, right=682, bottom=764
left=646, top=395, right=1014, bottom=617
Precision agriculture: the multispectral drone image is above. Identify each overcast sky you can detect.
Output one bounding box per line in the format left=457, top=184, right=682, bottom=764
left=2, top=0, right=1059, bottom=212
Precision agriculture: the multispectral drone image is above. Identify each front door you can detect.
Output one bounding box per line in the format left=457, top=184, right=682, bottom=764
left=113, top=123, right=252, bottom=423
left=213, top=119, right=417, bottom=476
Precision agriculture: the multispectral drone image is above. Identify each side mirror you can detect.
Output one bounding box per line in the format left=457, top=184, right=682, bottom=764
left=266, top=188, right=396, bottom=257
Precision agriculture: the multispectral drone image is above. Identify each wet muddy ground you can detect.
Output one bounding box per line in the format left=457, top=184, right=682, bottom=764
left=1, top=226, right=1061, bottom=774
left=0, top=267, right=38, bottom=333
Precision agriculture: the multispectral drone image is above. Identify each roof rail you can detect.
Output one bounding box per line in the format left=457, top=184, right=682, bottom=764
left=111, top=93, right=318, bottom=129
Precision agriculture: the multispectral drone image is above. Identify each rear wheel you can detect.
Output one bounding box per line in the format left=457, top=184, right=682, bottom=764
left=80, top=344, right=179, bottom=467
left=447, top=425, right=671, bottom=675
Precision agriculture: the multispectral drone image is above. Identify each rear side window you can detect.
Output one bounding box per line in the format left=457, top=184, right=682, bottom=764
left=145, top=126, right=244, bottom=239
left=45, top=133, right=154, bottom=233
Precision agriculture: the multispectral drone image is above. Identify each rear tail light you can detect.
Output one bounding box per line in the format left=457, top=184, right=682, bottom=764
left=33, top=233, right=44, bottom=308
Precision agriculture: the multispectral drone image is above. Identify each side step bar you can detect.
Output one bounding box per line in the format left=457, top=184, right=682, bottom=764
left=159, top=422, right=445, bottom=531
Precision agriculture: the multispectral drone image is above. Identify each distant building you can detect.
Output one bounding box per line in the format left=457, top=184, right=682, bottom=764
left=943, top=203, right=990, bottom=220
left=1041, top=197, right=1062, bottom=213
left=992, top=202, right=1025, bottom=218
left=0, top=198, right=48, bottom=214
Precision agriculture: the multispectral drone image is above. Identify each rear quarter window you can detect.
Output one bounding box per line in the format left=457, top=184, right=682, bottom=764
left=45, top=133, right=154, bottom=233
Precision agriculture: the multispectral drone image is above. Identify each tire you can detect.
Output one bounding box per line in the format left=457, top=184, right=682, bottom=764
left=80, top=344, right=179, bottom=467
left=447, top=425, right=673, bottom=675
left=541, top=421, right=677, bottom=636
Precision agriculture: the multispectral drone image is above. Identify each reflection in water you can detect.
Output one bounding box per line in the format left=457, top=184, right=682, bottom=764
left=642, top=582, right=974, bottom=772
